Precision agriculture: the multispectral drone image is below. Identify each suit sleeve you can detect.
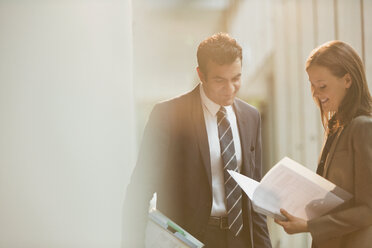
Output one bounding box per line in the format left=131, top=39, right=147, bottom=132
left=251, top=111, right=272, bottom=248
left=122, top=103, right=170, bottom=248
left=308, top=118, right=372, bottom=245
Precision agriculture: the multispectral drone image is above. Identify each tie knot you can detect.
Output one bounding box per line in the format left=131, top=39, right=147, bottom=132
left=218, top=106, right=227, bottom=116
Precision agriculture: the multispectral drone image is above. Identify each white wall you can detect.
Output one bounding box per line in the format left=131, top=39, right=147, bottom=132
left=0, top=1, right=135, bottom=247
left=364, top=0, right=372, bottom=89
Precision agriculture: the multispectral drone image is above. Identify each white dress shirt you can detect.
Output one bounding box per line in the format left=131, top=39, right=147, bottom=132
left=200, top=85, right=242, bottom=216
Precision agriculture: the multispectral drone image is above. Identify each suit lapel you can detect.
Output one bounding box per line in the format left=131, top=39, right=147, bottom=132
left=234, top=101, right=253, bottom=177
left=323, top=127, right=344, bottom=177
left=191, top=85, right=212, bottom=189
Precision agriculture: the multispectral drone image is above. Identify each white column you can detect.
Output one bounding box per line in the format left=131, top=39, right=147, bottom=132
left=337, top=0, right=363, bottom=56
left=364, top=0, right=372, bottom=90
left=299, top=0, right=323, bottom=173
left=0, top=1, right=135, bottom=247
left=315, top=0, right=336, bottom=44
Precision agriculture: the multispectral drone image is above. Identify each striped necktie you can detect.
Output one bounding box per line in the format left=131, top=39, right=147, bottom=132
left=217, top=106, right=243, bottom=236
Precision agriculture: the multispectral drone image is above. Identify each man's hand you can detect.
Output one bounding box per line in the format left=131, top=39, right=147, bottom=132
left=274, top=209, right=308, bottom=234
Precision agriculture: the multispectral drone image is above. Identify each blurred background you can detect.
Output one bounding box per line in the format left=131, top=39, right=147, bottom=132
left=0, top=0, right=371, bottom=247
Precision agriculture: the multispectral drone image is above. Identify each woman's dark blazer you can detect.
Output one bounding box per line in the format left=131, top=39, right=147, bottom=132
left=308, top=115, right=372, bottom=248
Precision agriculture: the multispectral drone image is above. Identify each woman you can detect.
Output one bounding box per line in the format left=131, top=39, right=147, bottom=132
left=275, top=40, right=372, bottom=248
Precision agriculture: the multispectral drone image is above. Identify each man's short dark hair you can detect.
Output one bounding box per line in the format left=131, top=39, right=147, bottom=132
left=197, top=33, right=242, bottom=75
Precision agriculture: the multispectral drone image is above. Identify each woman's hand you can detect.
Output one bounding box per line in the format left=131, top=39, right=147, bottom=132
left=274, top=209, right=309, bottom=234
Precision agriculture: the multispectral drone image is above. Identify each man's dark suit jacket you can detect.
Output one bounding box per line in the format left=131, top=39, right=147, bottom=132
left=123, top=85, right=271, bottom=248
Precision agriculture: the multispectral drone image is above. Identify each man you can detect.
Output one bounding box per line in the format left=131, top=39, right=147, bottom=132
left=123, top=33, right=271, bottom=248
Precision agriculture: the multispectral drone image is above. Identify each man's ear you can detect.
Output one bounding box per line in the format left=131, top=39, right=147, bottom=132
left=197, top=67, right=206, bottom=83
left=344, top=73, right=352, bottom=88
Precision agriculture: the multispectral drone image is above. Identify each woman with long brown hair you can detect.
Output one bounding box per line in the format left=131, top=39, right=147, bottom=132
left=275, top=41, right=372, bottom=248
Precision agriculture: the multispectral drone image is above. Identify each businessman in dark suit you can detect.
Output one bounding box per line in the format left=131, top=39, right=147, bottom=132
left=123, top=33, right=271, bottom=248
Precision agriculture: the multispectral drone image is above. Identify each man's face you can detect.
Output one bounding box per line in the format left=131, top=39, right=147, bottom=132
left=197, top=58, right=242, bottom=106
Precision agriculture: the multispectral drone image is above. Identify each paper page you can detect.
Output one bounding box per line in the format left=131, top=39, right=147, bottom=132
left=254, top=157, right=351, bottom=220
left=228, top=170, right=259, bottom=200
left=278, top=157, right=352, bottom=200
left=252, top=204, right=286, bottom=221
left=228, top=170, right=286, bottom=219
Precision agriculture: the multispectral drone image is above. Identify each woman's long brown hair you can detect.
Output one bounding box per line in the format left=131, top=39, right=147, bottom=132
left=306, top=41, right=372, bottom=134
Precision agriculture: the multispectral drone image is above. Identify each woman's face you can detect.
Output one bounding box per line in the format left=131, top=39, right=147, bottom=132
left=307, top=65, right=352, bottom=112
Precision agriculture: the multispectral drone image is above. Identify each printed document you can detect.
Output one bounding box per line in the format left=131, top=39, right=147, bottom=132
left=229, top=157, right=353, bottom=221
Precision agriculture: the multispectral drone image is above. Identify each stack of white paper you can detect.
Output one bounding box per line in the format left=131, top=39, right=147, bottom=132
left=228, top=157, right=353, bottom=221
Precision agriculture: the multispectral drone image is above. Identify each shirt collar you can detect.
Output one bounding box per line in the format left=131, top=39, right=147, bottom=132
left=200, top=84, right=233, bottom=116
